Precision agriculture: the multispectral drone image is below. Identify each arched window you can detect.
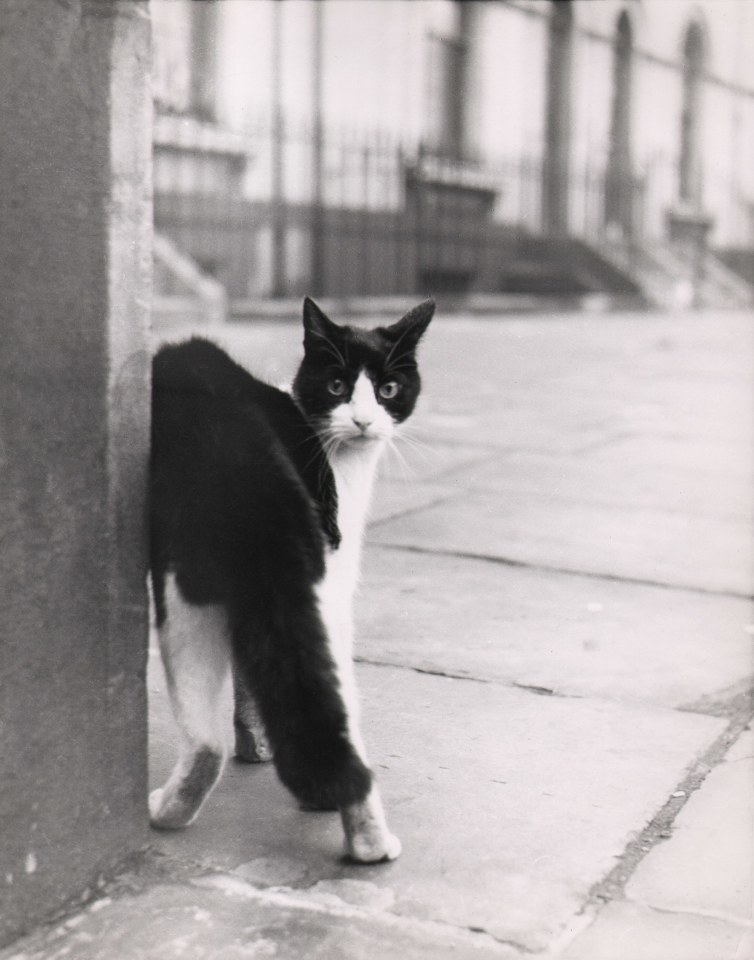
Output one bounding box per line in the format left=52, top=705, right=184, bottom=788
left=543, top=0, right=574, bottom=236
left=679, top=21, right=705, bottom=206
left=605, top=11, right=633, bottom=236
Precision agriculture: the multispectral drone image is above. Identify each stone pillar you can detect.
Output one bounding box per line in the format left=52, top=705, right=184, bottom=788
left=666, top=206, right=714, bottom=308
left=0, top=0, right=152, bottom=946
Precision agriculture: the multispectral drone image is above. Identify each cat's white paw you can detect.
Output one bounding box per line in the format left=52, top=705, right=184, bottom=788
left=340, top=788, right=401, bottom=863
left=148, top=787, right=165, bottom=820
left=150, top=747, right=223, bottom=829
left=382, top=832, right=402, bottom=861
left=149, top=786, right=194, bottom=830
left=347, top=830, right=402, bottom=863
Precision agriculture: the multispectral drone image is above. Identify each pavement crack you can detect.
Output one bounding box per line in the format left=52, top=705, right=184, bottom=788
left=634, top=900, right=754, bottom=930
left=370, top=542, right=754, bottom=601
left=368, top=491, right=464, bottom=529
left=465, top=927, right=538, bottom=954
left=585, top=707, right=754, bottom=909
left=512, top=681, right=558, bottom=697
left=356, top=657, right=590, bottom=703
left=355, top=656, right=493, bottom=685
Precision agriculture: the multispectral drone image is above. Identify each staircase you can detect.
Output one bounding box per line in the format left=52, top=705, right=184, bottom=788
left=600, top=238, right=754, bottom=309
left=153, top=232, right=227, bottom=327
left=499, top=235, right=645, bottom=302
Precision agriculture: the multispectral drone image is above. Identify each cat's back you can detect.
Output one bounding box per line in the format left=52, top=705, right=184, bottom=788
left=154, top=337, right=281, bottom=417
left=150, top=338, right=338, bottom=583
left=152, top=337, right=303, bottom=457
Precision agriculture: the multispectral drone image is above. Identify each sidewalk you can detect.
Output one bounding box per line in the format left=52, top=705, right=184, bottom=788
left=5, top=308, right=753, bottom=960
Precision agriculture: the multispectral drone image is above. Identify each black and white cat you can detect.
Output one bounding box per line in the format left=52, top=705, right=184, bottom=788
left=149, top=296, right=434, bottom=862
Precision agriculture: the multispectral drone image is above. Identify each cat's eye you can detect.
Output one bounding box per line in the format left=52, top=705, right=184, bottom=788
left=379, top=381, right=401, bottom=400
left=327, top=378, right=347, bottom=397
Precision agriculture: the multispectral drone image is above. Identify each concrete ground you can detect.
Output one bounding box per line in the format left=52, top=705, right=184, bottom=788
left=4, top=308, right=753, bottom=960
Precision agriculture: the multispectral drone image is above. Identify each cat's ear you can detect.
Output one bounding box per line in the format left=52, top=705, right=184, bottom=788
left=384, top=299, right=435, bottom=351
left=302, top=296, right=340, bottom=345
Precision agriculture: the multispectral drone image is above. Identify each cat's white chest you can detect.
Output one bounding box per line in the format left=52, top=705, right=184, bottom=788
left=315, top=441, right=382, bottom=651
left=313, top=441, right=383, bottom=764
left=326, top=444, right=381, bottom=591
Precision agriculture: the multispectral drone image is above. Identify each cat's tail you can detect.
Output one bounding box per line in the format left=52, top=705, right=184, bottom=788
left=229, top=589, right=373, bottom=811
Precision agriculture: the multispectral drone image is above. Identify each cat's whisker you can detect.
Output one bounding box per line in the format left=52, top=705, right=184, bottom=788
left=320, top=432, right=345, bottom=464
left=396, top=423, right=433, bottom=453
left=297, top=432, right=331, bottom=476
left=384, top=326, right=417, bottom=369
left=310, top=329, right=347, bottom=368
left=393, top=427, right=436, bottom=469
left=301, top=446, right=327, bottom=477
left=385, top=355, right=418, bottom=374
left=383, top=437, right=417, bottom=492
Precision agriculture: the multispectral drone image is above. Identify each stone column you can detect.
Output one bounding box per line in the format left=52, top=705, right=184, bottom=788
left=0, top=0, right=152, bottom=945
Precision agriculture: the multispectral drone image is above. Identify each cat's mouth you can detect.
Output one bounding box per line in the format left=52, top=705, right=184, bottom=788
left=348, top=430, right=382, bottom=444
left=338, top=424, right=389, bottom=447
left=321, top=423, right=389, bottom=448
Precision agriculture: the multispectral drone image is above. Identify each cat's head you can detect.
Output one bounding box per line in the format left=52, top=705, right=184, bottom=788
left=292, top=297, right=434, bottom=448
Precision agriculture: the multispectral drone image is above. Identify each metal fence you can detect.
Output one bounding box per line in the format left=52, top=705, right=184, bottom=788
left=154, top=115, right=648, bottom=301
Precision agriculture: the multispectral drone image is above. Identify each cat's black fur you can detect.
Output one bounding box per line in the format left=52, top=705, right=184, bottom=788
left=150, top=339, right=369, bottom=809
left=293, top=303, right=425, bottom=427
left=149, top=297, right=434, bottom=852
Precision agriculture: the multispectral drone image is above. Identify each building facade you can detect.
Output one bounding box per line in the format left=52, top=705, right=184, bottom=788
left=151, top=0, right=754, bottom=305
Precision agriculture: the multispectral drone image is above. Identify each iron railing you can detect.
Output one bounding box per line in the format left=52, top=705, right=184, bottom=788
left=153, top=114, right=657, bottom=302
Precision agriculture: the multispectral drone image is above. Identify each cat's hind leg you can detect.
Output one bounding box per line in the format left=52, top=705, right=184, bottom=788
left=150, top=573, right=231, bottom=830
left=232, top=666, right=273, bottom=763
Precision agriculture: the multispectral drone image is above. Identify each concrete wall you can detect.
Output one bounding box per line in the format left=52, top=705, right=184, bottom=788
left=0, top=0, right=152, bottom=946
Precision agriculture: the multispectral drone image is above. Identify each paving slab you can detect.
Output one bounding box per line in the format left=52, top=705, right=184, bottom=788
left=355, top=547, right=754, bottom=710
left=416, top=314, right=753, bottom=454
left=626, top=727, right=754, bottom=924
left=369, top=436, right=492, bottom=525
left=559, top=900, right=753, bottom=960
left=2, top=874, right=519, bottom=960
left=370, top=478, right=457, bottom=526
left=148, top=658, right=725, bottom=953
left=459, top=445, right=752, bottom=525
left=369, top=488, right=754, bottom=597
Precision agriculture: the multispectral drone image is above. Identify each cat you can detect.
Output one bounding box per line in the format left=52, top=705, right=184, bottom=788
left=149, top=296, right=434, bottom=862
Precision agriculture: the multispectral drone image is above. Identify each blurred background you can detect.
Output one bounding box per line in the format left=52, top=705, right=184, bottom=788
left=150, top=0, right=754, bottom=322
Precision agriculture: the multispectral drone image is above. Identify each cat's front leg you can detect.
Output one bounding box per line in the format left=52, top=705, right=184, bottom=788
left=316, top=586, right=401, bottom=861
left=341, top=786, right=402, bottom=863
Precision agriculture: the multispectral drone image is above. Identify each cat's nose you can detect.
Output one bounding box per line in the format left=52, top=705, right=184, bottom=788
left=352, top=416, right=372, bottom=433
